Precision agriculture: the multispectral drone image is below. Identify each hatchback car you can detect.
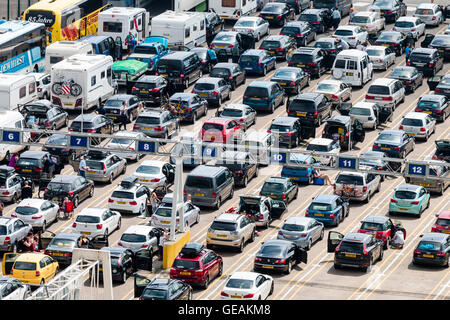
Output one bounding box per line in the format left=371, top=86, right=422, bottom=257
left=239, top=49, right=276, bottom=76
left=103, top=94, right=140, bottom=124
left=206, top=213, right=256, bottom=252
left=0, top=166, right=33, bottom=204
left=287, top=92, right=332, bottom=126
left=348, top=101, right=380, bottom=129
left=306, top=138, right=340, bottom=166
left=288, top=47, right=328, bottom=78
left=260, top=176, right=298, bottom=204
left=413, top=233, right=449, bottom=268
left=132, top=75, right=170, bottom=106
left=192, top=77, right=231, bottom=107
left=210, top=31, right=243, bottom=57
left=399, top=112, right=436, bottom=141
left=15, top=150, right=63, bottom=181
left=199, top=117, right=243, bottom=144
left=133, top=110, right=178, bottom=139
left=0, top=217, right=32, bottom=252
left=106, top=131, right=146, bottom=162
left=216, top=104, right=256, bottom=131
left=278, top=217, right=324, bottom=250
left=313, top=37, right=344, bottom=67
left=220, top=272, right=274, bottom=300
left=415, top=94, right=450, bottom=122
left=388, top=66, right=423, bottom=93
left=0, top=277, right=29, bottom=300
left=431, top=210, right=450, bottom=234
left=169, top=92, right=208, bottom=123
left=366, top=46, right=396, bottom=70
left=259, top=2, right=295, bottom=26
left=350, top=11, right=385, bottom=34
left=281, top=154, right=320, bottom=184
left=133, top=160, right=174, bottom=189
left=369, top=0, right=407, bottom=23
left=268, top=116, right=302, bottom=148
left=99, top=246, right=137, bottom=283
left=21, top=100, right=69, bottom=132
left=151, top=200, right=200, bottom=230
left=43, top=175, right=94, bottom=208
left=108, top=178, right=150, bottom=216
left=259, top=35, right=297, bottom=61
left=359, top=151, right=390, bottom=180
left=254, top=239, right=307, bottom=274
left=215, top=151, right=258, bottom=188
left=271, top=67, right=309, bottom=95
left=435, top=74, right=450, bottom=98
left=298, top=8, right=332, bottom=34
left=365, top=78, right=405, bottom=110
left=42, top=134, right=77, bottom=163
left=190, top=47, right=218, bottom=74
left=334, top=26, right=368, bottom=48
left=428, top=35, right=450, bottom=60
left=31, top=73, right=51, bottom=100
left=328, top=232, right=383, bottom=272
left=13, top=199, right=59, bottom=231
left=118, top=225, right=160, bottom=254
left=393, top=17, right=426, bottom=40
left=232, top=16, right=269, bottom=41
left=69, top=114, right=113, bottom=134
left=81, top=150, right=127, bottom=184
left=389, top=184, right=430, bottom=216
left=72, top=207, right=121, bottom=238
left=406, top=160, right=449, bottom=195
left=136, top=278, right=193, bottom=300
left=210, top=63, right=246, bottom=90
left=314, top=79, right=352, bottom=105
left=407, top=48, right=444, bottom=76
left=243, top=81, right=285, bottom=113
left=280, top=21, right=316, bottom=48
left=413, top=3, right=444, bottom=27
left=374, top=31, right=407, bottom=56
left=334, top=171, right=382, bottom=203
left=307, top=194, right=350, bottom=226
left=432, top=139, right=450, bottom=163
left=373, top=129, right=415, bottom=158
left=322, top=115, right=366, bottom=150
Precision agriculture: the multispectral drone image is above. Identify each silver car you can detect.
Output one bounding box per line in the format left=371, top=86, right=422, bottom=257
left=413, top=3, right=443, bottom=26
left=277, top=216, right=324, bottom=250
left=366, top=46, right=396, bottom=71
left=0, top=167, right=30, bottom=203
left=314, top=79, right=352, bottom=105
left=192, top=77, right=231, bottom=107
left=30, top=73, right=51, bottom=100
left=210, top=31, right=240, bottom=56
left=216, top=104, right=257, bottom=131
left=232, top=16, right=269, bottom=42
left=85, top=153, right=127, bottom=183
left=133, top=110, right=179, bottom=139
left=151, top=199, right=200, bottom=230
left=0, top=217, right=32, bottom=252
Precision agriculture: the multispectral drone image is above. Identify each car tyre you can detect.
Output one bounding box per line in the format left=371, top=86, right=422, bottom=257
left=307, top=239, right=312, bottom=251
left=117, top=218, right=121, bottom=230
left=215, top=197, right=222, bottom=210
left=378, top=249, right=383, bottom=261
left=334, top=263, right=341, bottom=269
left=73, top=196, right=79, bottom=208
left=384, top=237, right=390, bottom=250
left=319, top=228, right=324, bottom=240
left=218, top=262, right=223, bottom=276
left=203, top=275, right=210, bottom=289
left=238, top=239, right=244, bottom=253
left=42, top=221, right=46, bottom=232
left=284, top=260, right=292, bottom=274
left=89, top=187, right=94, bottom=198
left=120, top=271, right=127, bottom=284
left=191, top=112, right=197, bottom=124
left=242, top=175, right=248, bottom=187
left=365, top=191, right=371, bottom=203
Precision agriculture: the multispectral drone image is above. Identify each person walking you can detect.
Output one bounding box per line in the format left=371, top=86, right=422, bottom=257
left=332, top=7, right=341, bottom=30
left=8, top=152, right=18, bottom=167
left=349, top=7, right=355, bottom=22
left=158, top=228, right=168, bottom=261
left=119, top=101, right=127, bottom=131
left=21, top=181, right=33, bottom=200
left=405, top=43, right=412, bottom=63
left=356, top=40, right=366, bottom=51
left=79, top=155, right=88, bottom=178
left=78, top=234, right=91, bottom=248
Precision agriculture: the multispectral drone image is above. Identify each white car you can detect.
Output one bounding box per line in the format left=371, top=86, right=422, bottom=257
left=333, top=25, right=368, bottom=48
left=399, top=112, right=436, bottom=141
left=118, top=225, right=160, bottom=253
left=133, top=160, right=175, bottom=190
left=13, top=198, right=59, bottom=231
left=350, top=11, right=385, bottom=34
left=151, top=198, right=200, bottom=230
left=349, top=101, right=380, bottom=129
left=30, top=73, right=51, bottom=100
left=306, top=138, right=340, bottom=166
left=108, top=178, right=150, bottom=215
left=220, top=272, right=274, bottom=300
left=314, top=79, right=352, bottom=105
left=366, top=45, right=396, bottom=71
left=72, top=207, right=122, bottom=239
left=393, top=17, right=426, bottom=40
left=413, top=3, right=443, bottom=26
left=232, top=16, right=269, bottom=41
left=106, top=131, right=146, bottom=161
left=0, top=277, right=29, bottom=300
left=365, top=78, right=405, bottom=110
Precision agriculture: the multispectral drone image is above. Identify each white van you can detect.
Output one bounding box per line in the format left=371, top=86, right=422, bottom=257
left=45, top=41, right=94, bottom=72
left=209, top=0, right=258, bottom=20
left=331, top=49, right=373, bottom=87
left=98, top=7, right=150, bottom=51
left=150, top=11, right=207, bottom=48
left=0, top=74, right=37, bottom=111
left=0, top=111, right=30, bottom=162
left=51, top=54, right=116, bottom=111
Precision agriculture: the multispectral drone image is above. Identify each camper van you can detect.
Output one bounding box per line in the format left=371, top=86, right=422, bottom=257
left=0, top=111, right=30, bottom=162
left=0, top=74, right=37, bottom=111
left=98, top=7, right=150, bottom=51
left=208, top=0, right=258, bottom=20
left=51, top=54, right=116, bottom=111
left=332, top=49, right=373, bottom=87
left=45, top=41, right=94, bottom=72
left=151, top=11, right=207, bottom=49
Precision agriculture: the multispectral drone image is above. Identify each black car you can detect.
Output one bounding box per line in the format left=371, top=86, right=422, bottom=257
left=298, top=8, right=333, bottom=34
left=408, top=48, right=444, bottom=77
left=209, top=63, right=246, bottom=91
left=271, top=67, right=310, bottom=95
left=435, top=74, right=450, bottom=99
left=254, top=239, right=307, bottom=274
left=413, top=232, right=449, bottom=268
left=42, top=133, right=81, bottom=163
left=328, top=232, right=383, bottom=272
left=433, top=139, right=450, bottom=163
left=259, top=2, right=295, bottom=27
left=388, top=66, right=423, bottom=93
left=287, top=92, right=332, bottom=126
left=135, top=278, right=192, bottom=300
left=276, top=0, right=311, bottom=14
left=268, top=117, right=303, bottom=148
left=429, top=34, right=450, bottom=60
left=374, top=31, right=407, bottom=56
left=322, top=115, right=365, bottom=150
left=103, top=94, right=140, bottom=124
left=132, top=75, right=171, bottom=107
left=191, top=47, right=218, bottom=73
left=20, top=100, right=69, bottom=133
left=421, top=34, right=435, bottom=48
left=259, top=35, right=297, bottom=61
left=288, top=47, right=328, bottom=78
left=215, top=151, right=258, bottom=187
left=43, top=174, right=94, bottom=208
left=280, top=21, right=316, bottom=47
left=168, top=92, right=208, bottom=123
left=415, top=94, right=450, bottom=122
left=370, top=0, right=407, bottom=23
left=203, top=11, right=225, bottom=44
left=15, top=150, right=63, bottom=181
left=69, top=114, right=114, bottom=135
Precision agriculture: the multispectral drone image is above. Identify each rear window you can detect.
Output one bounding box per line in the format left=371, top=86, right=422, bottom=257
left=202, top=123, right=224, bottom=131
left=17, top=158, right=40, bottom=167
left=394, top=190, right=417, bottom=199
left=378, top=33, right=400, bottom=41
left=47, top=182, right=72, bottom=192
left=306, top=144, right=329, bottom=152
left=262, top=181, right=285, bottom=192
left=269, top=124, right=290, bottom=132
left=244, top=86, right=268, bottom=97
left=221, top=109, right=243, bottom=117
left=154, top=207, right=174, bottom=217
left=415, top=8, right=433, bottom=15
left=13, top=262, right=36, bottom=271
left=142, top=289, right=167, bottom=300
left=349, top=107, right=371, bottom=116
left=15, top=206, right=39, bottom=215
left=135, top=165, right=161, bottom=175
left=215, top=34, right=235, bottom=42
left=240, top=55, right=259, bottom=63
left=49, top=238, right=75, bottom=248
left=157, top=59, right=182, bottom=72
left=226, top=279, right=253, bottom=289
left=410, top=53, right=431, bottom=62
left=211, top=221, right=237, bottom=231
left=352, top=16, right=370, bottom=23
left=173, top=259, right=200, bottom=270
left=75, top=215, right=101, bottom=223
left=377, top=133, right=402, bottom=143
left=290, top=53, right=313, bottom=64
left=0, top=226, right=6, bottom=235
left=185, top=176, right=213, bottom=189
left=134, top=46, right=158, bottom=55
left=289, top=99, right=317, bottom=112
left=194, top=83, right=215, bottom=91
left=339, top=241, right=363, bottom=253
left=260, top=40, right=281, bottom=49
left=111, top=191, right=135, bottom=199
left=299, top=14, right=318, bottom=22
left=210, top=68, right=230, bottom=78
left=334, top=59, right=346, bottom=69
left=70, top=121, right=94, bottom=129
left=436, top=218, right=450, bottom=227
left=401, top=118, right=423, bottom=127
left=136, top=81, right=156, bottom=89
left=334, top=30, right=354, bottom=36
left=281, top=26, right=301, bottom=36
left=336, top=174, right=364, bottom=185
left=418, top=100, right=440, bottom=109
left=366, top=49, right=384, bottom=57
left=120, top=233, right=146, bottom=242
left=309, top=202, right=332, bottom=211
left=86, top=160, right=104, bottom=170
left=394, top=21, right=414, bottom=28
left=390, top=68, right=412, bottom=78
left=282, top=223, right=305, bottom=232
left=360, top=222, right=383, bottom=231
left=260, top=245, right=283, bottom=255
left=136, top=116, right=160, bottom=125
left=104, top=100, right=124, bottom=108
left=368, top=85, right=390, bottom=95
left=417, top=241, right=442, bottom=251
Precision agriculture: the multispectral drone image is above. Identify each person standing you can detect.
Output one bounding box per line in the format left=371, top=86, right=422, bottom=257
left=356, top=41, right=366, bottom=51
left=332, top=7, right=341, bottom=30
left=349, top=7, right=355, bottom=22
left=79, top=155, right=88, bottom=178
left=126, top=32, right=136, bottom=55
left=96, top=103, right=106, bottom=115
left=405, top=43, right=412, bottom=63
left=158, top=228, right=169, bottom=260
left=119, top=101, right=127, bottom=131
left=339, top=38, right=350, bottom=50
left=8, top=153, right=18, bottom=167
left=0, top=200, right=3, bottom=217
left=21, top=181, right=33, bottom=200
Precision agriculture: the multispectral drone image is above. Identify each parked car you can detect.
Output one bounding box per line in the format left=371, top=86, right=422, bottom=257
left=118, top=225, right=160, bottom=254
left=393, top=17, right=426, bottom=40
left=243, top=81, right=285, bottom=113
left=209, top=63, right=246, bottom=91
left=13, top=199, right=59, bottom=231
left=192, top=77, right=231, bottom=107
left=100, top=246, right=138, bottom=283
left=239, top=49, right=276, bottom=76
left=370, top=0, right=407, bottom=23
left=306, top=138, right=340, bottom=166
left=412, top=232, right=449, bottom=268
left=314, top=80, right=352, bottom=105
left=407, top=48, right=444, bottom=77
left=190, top=47, right=218, bottom=74
left=108, top=177, right=150, bottom=216
left=350, top=11, right=385, bottom=34
left=78, top=150, right=127, bottom=184
left=268, top=117, right=303, bottom=148
left=358, top=216, right=405, bottom=249
left=199, top=117, right=244, bottom=144
left=287, top=92, right=332, bottom=126
left=259, top=2, right=295, bottom=27
left=232, top=16, right=269, bottom=42
left=399, top=112, right=436, bottom=141
left=106, top=131, right=146, bottom=162
left=216, top=104, right=256, bottom=131
left=307, top=194, right=350, bottom=226
left=43, top=175, right=94, bottom=208
left=421, top=33, right=435, bottom=48
left=359, top=151, right=390, bottom=181
left=203, top=11, right=225, bottom=44
left=366, top=46, right=396, bottom=71
left=20, top=100, right=69, bottom=132
left=333, top=26, right=368, bottom=48
left=103, top=94, right=140, bottom=124
left=136, top=278, right=192, bottom=300
left=271, top=67, right=310, bottom=95
left=0, top=277, right=29, bottom=300
left=406, top=160, right=449, bottom=195
left=254, top=239, right=307, bottom=274
left=31, top=73, right=51, bottom=100
left=389, top=184, right=430, bottom=217
left=133, top=109, right=179, bottom=139
left=0, top=217, right=32, bottom=252
left=281, top=154, right=319, bottom=184
left=388, top=66, right=423, bottom=93
left=15, top=151, right=63, bottom=181
left=288, top=47, right=329, bottom=78
left=169, top=92, right=208, bottom=124
left=428, top=35, right=450, bottom=60
left=348, top=102, right=381, bottom=129
left=72, top=207, right=121, bottom=238
left=322, top=115, right=366, bottom=150
left=298, top=9, right=332, bottom=34
left=259, top=35, right=297, bottom=61
left=435, top=74, right=450, bottom=99
left=365, top=78, right=405, bottom=110
left=334, top=171, right=382, bottom=203
left=69, top=114, right=113, bottom=134
left=0, top=166, right=34, bottom=204
left=260, top=176, right=298, bottom=204
left=280, top=21, right=316, bottom=48
left=432, top=139, right=450, bottom=163
left=431, top=210, right=450, bottom=234
left=132, top=75, right=170, bottom=107
left=413, top=3, right=444, bottom=27
left=215, top=151, right=258, bottom=188
left=42, top=134, right=78, bottom=163
left=373, top=31, right=407, bottom=56
left=373, top=129, right=415, bottom=158
left=133, top=160, right=174, bottom=189
left=220, top=272, right=274, bottom=300
left=415, top=94, right=450, bottom=122
left=277, top=217, right=324, bottom=250
left=151, top=199, right=200, bottom=230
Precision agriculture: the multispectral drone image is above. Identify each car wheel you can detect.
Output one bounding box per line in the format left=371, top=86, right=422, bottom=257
left=196, top=212, right=200, bottom=224
left=203, top=275, right=210, bottom=289
left=191, top=112, right=197, bottom=124
left=307, top=239, right=312, bottom=251
left=256, top=32, right=261, bottom=42
left=215, top=197, right=222, bottom=210
left=243, top=175, right=248, bottom=187
left=384, top=237, right=390, bottom=250
left=89, top=187, right=94, bottom=198
left=218, top=262, right=223, bottom=276
left=250, top=229, right=256, bottom=243
left=378, top=249, right=383, bottom=261
left=269, top=281, right=274, bottom=295
left=319, top=228, right=324, bottom=240
left=11, top=241, right=18, bottom=253
left=73, top=196, right=79, bottom=208
left=42, top=221, right=47, bottom=232
left=365, top=191, right=371, bottom=203
left=120, top=271, right=127, bottom=284
left=117, top=218, right=121, bottom=231
left=363, top=259, right=372, bottom=273
left=108, top=174, right=114, bottom=184
left=263, top=66, right=267, bottom=76
left=334, top=263, right=341, bottom=269
left=231, top=81, right=236, bottom=91
left=104, top=228, right=109, bottom=237
left=284, top=260, right=292, bottom=274
left=229, top=187, right=234, bottom=200
left=238, top=239, right=244, bottom=253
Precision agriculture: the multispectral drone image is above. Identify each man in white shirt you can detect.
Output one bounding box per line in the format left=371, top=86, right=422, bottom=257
left=332, top=7, right=341, bottom=30
left=392, top=229, right=405, bottom=249
left=119, top=101, right=127, bottom=131
left=79, top=155, right=88, bottom=178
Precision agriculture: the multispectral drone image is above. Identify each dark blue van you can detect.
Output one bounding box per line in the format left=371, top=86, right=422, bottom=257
left=238, top=49, right=276, bottom=76
left=243, top=81, right=285, bottom=113
left=80, top=35, right=121, bottom=60
left=156, top=51, right=202, bottom=91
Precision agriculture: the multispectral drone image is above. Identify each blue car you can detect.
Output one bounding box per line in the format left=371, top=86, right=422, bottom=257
left=372, top=129, right=415, bottom=158
left=243, top=81, right=285, bottom=113
left=239, top=49, right=276, bottom=76
left=306, top=194, right=349, bottom=227
left=128, top=36, right=170, bottom=72
left=281, top=154, right=318, bottom=184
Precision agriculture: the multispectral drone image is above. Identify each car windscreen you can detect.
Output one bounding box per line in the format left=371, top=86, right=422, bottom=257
left=235, top=20, right=255, bottom=27
left=111, top=191, right=135, bottom=199
left=173, top=259, right=200, bottom=270
left=244, top=86, right=268, bottom=97
left=282, top=223, right=305, bottom=232
left=221, top=108, right=243, bottom=117
left=274, top=70, right=296, bottom=79
left=142, top=288, right=167, bottom=300
left=202, top=123, right=224, bottom=131
left=155, top=207, right=176, bottom=217
left=0, top=226, right=6, bottom=235
left=316, top=83, right=339, bottom=92
left=417, top=241, right=442, bottom=251
left=263, top=4, right=283, bottom=12
left=260, top=245, right=283, bottom=255
left=366, top=48, right=384, bottom=57
left=75, top=215, right=101, bottom=223
left=269, top=124, right=290, bottom=132
left=70, top=121, right=94, bottom=129
left=260, top=40, right=281, bottom=49
left=211, top=221, right=237, bottom=231
left=314, top=41, right=333, bottom=49
left=368, top=85, right=390, bottom=95
left=135, top=116, right=160, bottom=125
left=415, top=8, right=433, bottom=15
left=336, top=174, right=364, bottom=185
left=134, top=46, right=158, bottom=55
left=16, top=158, right=40, bottom=167
left=185, top=176, right=213, bottom=189
left=289, top=99, right=316, bottom=112
left=339, top=241, right=363, bottom=253
left=299, top=14, right=318, bottom=22
left=394, top=21, right=414, bottom=28
left=401, top=118, right=423, bottom=126
left=240, top=55, right=259, bottom=63
left=262, top=182, right=285, bottom=192
left=389, top=69, right=412, bottom=78
left=225, top=278, right=254, bottom=289
left=13, top=262, right=36, bottom=271
left=394, top=190, right=417, bottom=199
left=436, top=218, right=450, bottom=227
left=111, top=138, right=134, bottom=145
left=85, top=160, right=104, bottom=170
left=49, top=238, right=76, bottom=248
left=290, top=53, right=313, bottom=63
left=135, top=165, right=161, bottom=175
left=210, top=67, right=230, bottom=78
left=47, top=135, right=68, bottom=146
left=410, top=53, right=431, bottom=63
left=309, top=202, right=332, bottom=211
left=47, top=182, right=72, bottom=192
left=120, top=233, right=146, bottom=243
left=352, top=16, right=370, bottom=23
left=306, top=144, right=329, bottom=152
left=15, top=206, right=39, bottom=215
left=334, top=30, right=354, bottom=37
left=349, top=107, right=371, bottom=116
left=376, top=133, right=402, bottom=143
left=281, top=26, right=301, bottom=36
left=194, top=83, right=215, bottom=91
left=157, top=59, right=182, bottom=72
left=360, top=222, right=383, bottom=231
left=135, top=81, right=156, bottom=89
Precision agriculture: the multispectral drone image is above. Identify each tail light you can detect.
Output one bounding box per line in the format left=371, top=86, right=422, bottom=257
left=239, top=118, right=245, bottom=122
left=96, top=224, right=103, bottom=230
left=68, top=191, right=74, bottom=197
left=436, top=252, right=446, bottom=257
left=300, top=234, right=307, bottom=238
left=52, top=97, right=62, bottom=106
left=228, top=75, right=233, bottom=81
left=11, top=213, right=17, bottom=218
left=132, top=86, right=138, bottom=92
left=45, top=121, right=51, bottom=127
left=263, top=97, right=270, bottom=101
left=386, top=10, right=392, bottom=14
left=282, top=194, right=286, bottom=199
left=14, top=166, right=19, bottom=171
left=289, top=81, right=296, bottom=86
left=68, top=128, right=73, bottom=132
left=2, top=191, right=9, bottom=195
left=276, top=15, right=282, bottom=19
left=307, top=62, right=317, bottom=67
left=141, top=244, right=149, bottom=248
left=288, top=61, right=294, bottom=66
left=434, top=110, right=442, bottom=114
left=118, top=242, right=123, bottom=246
left=394, top=147, right=401, bottom=151
left=411, top=201, right=419, bottom=205
left=313, top=111, right=318, bottom=118
left=405, top=81, right=411, bottom=85
left=108, top=198, right=113, bottom=203
left=212, top=192, right=217, bottom=198
left=390, top=198, right=397, bottom=203
left=349, top=37, right=355, bottom=40
left=285, top=132, right=294, bottom=136
left=228, top=45, right=234, bottom=48
left=150, top=178, right=160, bottom=182
left=180, top=73, right=185, bottom=78
left=87, top=129, right=96, bottom=133
left=373, top=144, right=378, bottom=149
left=64, top=253, right=72, bottom=257
left=411, top=28, right=416, bottom=32
left=366, top=95, right=373, bottom=100
left=374, top=42, right=380, bottom=46
left=432, top=16, right=436, bottom=20
left=305, top=209, right=309, bottom=216
left=258, top=62, right=263, bottom=67
left=415, top=108, right=422, bottom=112
left=133, top=125, right=140, bottom=129
left=267, top=130, right=271, bottom=133
left=258, top=214, right=264, bottom=220
left=312, top=21, right=320, bottom=25
left=414, top=249, right=421, bottom=255
left=420, top=127, right=426, bottom=132
left=399, top=125, right=403, bottom=130
left=278, top=231, right=283, bottom=235
left=280, top=32, right=284, bottom=35
left=363, top=248, right=369, bottom=255
left=154, top=126, right=163, bottom=131
left=202, top=60, right=207, bottom=65
left=255, top=257, right=262, bottom=262
left=429, top=62, right=434, bottom=68
left=193, top=269, right=203, bottom=276
left=382, top=96, right=393, bottom=101
left=435, top=88, right=441, bottom=93
left=406, top=60, right=411, bottom=66
left=36, top=271, right=41, bottom=276
left=221, top=291, right=229, bottom=297
left=393, top=43, right=399, bottom=46
left=4, top=236, right=10, bottom=244
left=151, top=88, right=160, bottom=92
left=37, top=88, right=42, bottom=92
left=212, top=91, right=219, bottom=96
left=243, top=293, right=254, bottom=298
left=210, top=44, right=214, bottom=48
left=235, top=170, right=243, bottom=174
left=34, top=167, right=43, bottom=172
left=129, top=201, right=138, bottom=205
left=330, top=212, right=335, bottom=218
left=274, top=259, right=286, bottom=264
left=331, top=94, right=338, bottom=100
left=75, top=98, right=83, bottom=107
left=72, top=222, right=77, bottom=228
left=363, top=186, right=367, bottom=193
left=32, top=215, right=42, bottom=219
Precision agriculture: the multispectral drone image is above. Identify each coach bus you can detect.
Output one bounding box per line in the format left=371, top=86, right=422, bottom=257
left=23, top=0, right=110, bottom=44
left=0, top=20, right=47, bottom=74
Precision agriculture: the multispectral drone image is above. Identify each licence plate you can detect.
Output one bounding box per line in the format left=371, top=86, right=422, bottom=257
left=194, top=193, right=204, bottom=197
left=268, top=195, right=277, bottom=199
left=297, top=112, right=306, bottom=117
left=422, top=254, right=434, bottom=258
left=290, top=176, right=299, bottom=180
left=112, top=116, right=117, bottom=119
left=269, top=51, right=275, bottom=54
left=142, top=127, right=152, bottom=130
left=262, top=265, right=274, bottom=269
left=161, top=221, right=170, bottom=224
left=439, top=49, right=444, bottom=53
left=315, top=213, right=324, bottom=217
left=117, top=201, right=126, bottom=204
left=266, top=16, right=273, bottom=19
left=381, top=147, right=390, bottom=151
left=297, top=64, right=305, bottom=67
left=88, top=171, right=96, bottom=174
left=81, top=232, right=91, bottom=235
left=382, top=44, right=389, bottom=47
left=424, top=111, right=432, bottom=114
left=251, top=97, right=260, bottom=100
left=398, top=208, right=408, bottom=211
left=217, top=234, right=227, bottom=238
left=199, top=93, right=208, bottom=97
left=443, top=230, right=450, bottom=234
left=345, top=253, right=356, bottom=258
left=52, top=253, right=63, bottom=257
left=231, top=295, right=242, bottom=299
left=65, top=103, right=73, bottom=106
left=141, top=90, right=148, bottom=94
left=23, top=169, right=32, bottom=172
left=280, top=82, right=286, bottom=85
left=347, top=72, right=354, bottom=76
left=140, top=179, right=149, bottom=182
left=420, top=183, right=430, bottom=187
left=217, top=45, right=226, bottom=48
left=180, top=272, right=191, bottom=276
left=408, top=133, right=416, bottom=136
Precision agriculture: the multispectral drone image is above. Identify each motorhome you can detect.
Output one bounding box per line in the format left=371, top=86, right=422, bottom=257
left=51, top=54, right=116, bottom=111
left=0, top=74, right=37, bottom=111
left=45, top=41, right=94, bottom=72
left=208, top=0, right=258, bottom=20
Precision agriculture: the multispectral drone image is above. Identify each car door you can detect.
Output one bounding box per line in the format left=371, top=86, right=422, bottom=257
left=134, top=273, right=151, bottom=298
left=365, top=173, right=375, bottom=195
left=134, top=247, right=153, bottom=271
left=43, top=200, right=58, bottom=223
left=103, top=210, right=115, bottom=232
left=90, top=234, right=109, bottom=250
left=1, top=253, right=20, bottom=275
left=39, top=230, right=55, bottom=250
left=327, top=231, right=344, bottom=252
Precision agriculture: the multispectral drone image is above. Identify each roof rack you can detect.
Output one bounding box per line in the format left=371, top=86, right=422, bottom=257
left=180, top=242, right=204, bottom=258
left=120, top=176, right=139, bottom=189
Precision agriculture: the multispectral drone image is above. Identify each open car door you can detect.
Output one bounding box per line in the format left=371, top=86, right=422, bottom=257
left=40, top=230, right=56, bottom=251
left=295, top=246, right=308, bottom=264
left=327, top=231, right=344, bottom=253
left=153, top=186, right=168, bottom=201
left=115, top=36, right=123, bottom=60
left=270, top=200, right=287, bottom=218
left=2, top=253, right=20, bottom=275
left=353, top=119, right=365, bottom=143
left=378, top=105, right=393, bottom=124
left=240, top=34, right=255, bottom=51
left=336, top=102, right=352, bottom=116
left=134, top=248, right=153, bottom=272
left=391, top=220, right=407, bottom=240
left=90, top=235, right=109, bottom=250
left=134, top=273, right=152, bottom=298
left=323, top=50, right=335, bottom=70
left=69, top=152, right=83, bottom=173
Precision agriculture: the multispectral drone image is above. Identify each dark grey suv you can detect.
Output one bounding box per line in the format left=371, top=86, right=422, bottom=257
left=133, top=110, right=179, bottom=139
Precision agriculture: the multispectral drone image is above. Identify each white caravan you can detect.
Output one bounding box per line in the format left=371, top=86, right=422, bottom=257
left=208, top=0, right=258, bottom=20
left=45, top=41, right=94, bottom=72
left=0, top=74, right=37, bottom=111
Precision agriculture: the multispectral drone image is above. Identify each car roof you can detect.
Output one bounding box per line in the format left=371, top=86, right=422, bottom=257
left=353, top=101, right=377, bottom=109
left=248, top=80, right=275, bottom=88
left=26, top=100, right=53, bottom=108
left=318, top=79, right=343, bottom=86
left=302, top=8, right=325, bottom=14
left=0, top=217, right=15, bottom=225
left=420, top=94, right=444, bottom=102
left=337, top=49, right=368, bottom=58
left=337, top=25, right=360, bottom=31
left=139, top=110, right=164, bottom=117
left=343, top=232, right=370, bottom=242
left=372, top=77, right=397, bottom=86
left=123, top=225, right=154, bottom=235
left=204, top=117, right=229, bottom=124
left=20, top=150, right=47, bottom=159
left=196, top=77, right=221, bottom=84
left=79, top=207, right=106, bottom=217
left=397, top=16, right=420, bottom=22
left=294, top=92, right=322, bottom=101
left=391, top=66, right=416, bottom=72
left=361, top=215, right=389, bottom=224
left=14, top=252, right=48, bottom=263
left=114, top=131, right=143, bottom=138
left=338, top=170, right=365, bottom=177
left=228, top=271, right=259, bottom=281
left=403, top=112, right=428, bottom=120
left=380, top=31, right=402, bottom=36
left=265, top=176, right=289, bottom=184
left=264, top=35, right=287, bottom=41
left=189, top=165, right=225, bottom=177
left=395, top=184, right=422, bottom=192
left=161, top=51, right=195, bottom=60
left=355, top=11, right=376, bottom=17
left=411, top=48, right=435, bottom=55
left=380, top=129, right=404, bottom=136
left=272, top=116, right=298, bottom=125
left=315, top=37, right=336, bottom=43
left=215, top=213, right=242, bottom=223
left=140, top=160, right=166, bottom=168
left=263, top=239, right=292, bottom=247
left=417, top=3, right=436, bottom=9
left=236, top=16, right=260, bottom=21
left=100, top=246, right=129, bottom=254
left=309, top=138, right=335, bottom=146
left=294, top=47, right=319, bottom=54
left=284, top=216, right=315, bottom=226
left=54, top=232, right=81, bottom=240
left=438, top=210, right=450, bottom=220
left=421, top=232, right=448, bottom=242
left=148, top=278, right=173, bottom=288
left=137, top=75, right=163, bottom=82
left=50, top=175, right=79, bottom=183
left=223, top=103, right=248, bottom=110
left=220, top=150, right=250, bottom=161
left=213, top=63, right=237, bottom=69
left=108, top=94, right=134, bottom=100
left=327, top=115, right=351, bottom=124
left=284, top=21, right=308, bottom=28
left=312, top=194, right=339, bottom=203
left=73, top=113, right=99, bottom=122
left=243, top=49, right=265, bottom=56
left=17, top=198, right=47, bottom=207
left=170, top=92, right=197, bottom=100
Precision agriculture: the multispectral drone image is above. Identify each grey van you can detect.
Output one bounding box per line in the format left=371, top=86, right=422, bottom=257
left=184, top=165, right=234, bottom=210
left=312, top=0, right=353, bottom=16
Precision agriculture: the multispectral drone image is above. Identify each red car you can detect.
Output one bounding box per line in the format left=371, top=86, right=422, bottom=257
left=357, top=216, right=406, bottom=250
left=198, top=117, right=243, bottom=144
left=170, top=242, right=223, bottom=289
left=431, top=210, right=450, bottom=234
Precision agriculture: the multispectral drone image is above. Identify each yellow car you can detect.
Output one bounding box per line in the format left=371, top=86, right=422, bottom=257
left=2, top=252, right=59, bottom=286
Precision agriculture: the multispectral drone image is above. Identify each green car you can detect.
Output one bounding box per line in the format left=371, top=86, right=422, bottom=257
left=259, top=177, right=298, bottom=204
left=389, top=184, right=430, bottom=217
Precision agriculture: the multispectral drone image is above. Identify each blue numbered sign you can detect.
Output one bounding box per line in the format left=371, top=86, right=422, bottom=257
left=2, top=130, right=21, bottom=144
left=202, top=146, right=216, bottom=158
left=408, top=164, right=426, bottom=176
left=338, top=158, right=356, bottom=170
left=270, top=152, right=287, bottom=164
left=137, top=141, right=156, bottom=153
left=69, top=136, right=89, bottom=148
